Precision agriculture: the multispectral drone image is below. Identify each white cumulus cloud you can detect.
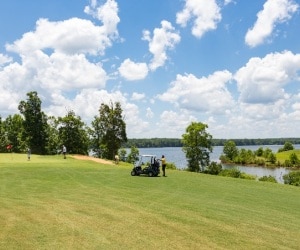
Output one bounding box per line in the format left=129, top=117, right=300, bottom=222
left=245, top=0, right=299, bottom=47
left=119, top=59, right=148, bottom=80
left=176, top=0, right=221, bottom=38
left=235, top=51, right=300, bottom=104
left=158, top=70, right=234, bottom=114
left=142, top=20, right=180, bottom=71
left=131, top=92, right=145, bottom=101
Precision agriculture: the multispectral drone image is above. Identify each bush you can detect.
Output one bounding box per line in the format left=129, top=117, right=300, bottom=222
left=203, top=161, right=222, bottom=175
left=219, top=154, right=230, bottom=163
left=283, top=159, right=292, bottom=168
left=219, top=168, right=241, bottom=178
left=255, top=158, right=265, bottom=166
left=258, top=175, right=277, bottom=183
left=166, top=162, right=177, bottom=170
left=289, top=153, right=299, bottom=165
left=240, top=173, right=256, bottom=180
left=283, top=171, right=300, bottom=186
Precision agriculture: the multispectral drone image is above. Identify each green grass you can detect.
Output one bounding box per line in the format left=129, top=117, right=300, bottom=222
left=1, top=153, right=300, bottom=249
left=276, top=149, right=300, bottom=163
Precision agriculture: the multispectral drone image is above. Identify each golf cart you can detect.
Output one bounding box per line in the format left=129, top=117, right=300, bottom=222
left=131, top=155, right=160, bottom=177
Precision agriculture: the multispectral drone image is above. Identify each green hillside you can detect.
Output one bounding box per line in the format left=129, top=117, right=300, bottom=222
left=276, top=149, right=300, bottom=163
left=0, top=154, right=299, bottom=249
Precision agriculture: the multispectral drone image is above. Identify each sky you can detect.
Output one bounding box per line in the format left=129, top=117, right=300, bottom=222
left=0, top=0, right=300, bottom=139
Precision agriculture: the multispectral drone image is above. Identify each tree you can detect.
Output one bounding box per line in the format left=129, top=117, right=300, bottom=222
left=255, top=147, right=264, bottom=157
left=289, top=152, right=299, bottom=165
left=182, top=122, right=213, bottom=172
left=18, top=91, right=49, bottom=154
left=46, top=116, right=60, bottom=155
left=3, top=114, right=24, bottom=153
left=91, top=102, right=127, bottom=160
left=118, top=148, right=127, bottom=162
left=58, top=111, right=89, bottom=155
left=127, top=146, right=139, bottom=163
left=0, top=116, right=10, bottom=152
left=278, top=142, right=294, bottom=152
left=268, top=152, right=277, bottom=164
left=283, top=142, right=294, bottom=151
left=223, top=140, right=238, bottom=161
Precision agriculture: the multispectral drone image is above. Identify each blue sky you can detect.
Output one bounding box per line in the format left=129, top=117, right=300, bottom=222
left=1, top=0, right=300, bottom=139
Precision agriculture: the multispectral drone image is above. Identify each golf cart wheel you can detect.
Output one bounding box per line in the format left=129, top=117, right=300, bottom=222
left=148, top=171, right=154, bottom=177
left=131, top=170, right=136, bottom=176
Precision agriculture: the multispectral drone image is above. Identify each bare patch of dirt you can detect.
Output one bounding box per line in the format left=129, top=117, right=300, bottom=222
left=71, top=155, right=114, bottom=165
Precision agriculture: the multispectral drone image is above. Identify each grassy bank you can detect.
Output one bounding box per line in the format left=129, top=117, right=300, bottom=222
left=1, top=153, right=300, bottom=249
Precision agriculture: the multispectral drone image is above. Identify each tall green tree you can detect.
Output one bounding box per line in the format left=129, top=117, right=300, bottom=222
left=18, top=91, right=49, bottom=154
left=91, top=101, right=127, bottom=160
left=223, top=140, right=238, bottom=161
left=58, top=111, right=89, bottom=155
left=126, top=146, right=139, bottom=163
left=3, top=114, right=24, bottom=153
left=46, top=116, right=60, bottom=155
left=182, top=122, right=213, bottom=172
left=0, top=117, right=9, bottom=152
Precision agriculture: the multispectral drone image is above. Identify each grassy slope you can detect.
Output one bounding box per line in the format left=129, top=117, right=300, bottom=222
left=276, top=149, right=300, bottom=163
left=0, top=154, right=299, bottom=249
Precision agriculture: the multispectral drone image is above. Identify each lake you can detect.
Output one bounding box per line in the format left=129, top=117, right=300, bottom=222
left=137, top=145, right=300, bottom=184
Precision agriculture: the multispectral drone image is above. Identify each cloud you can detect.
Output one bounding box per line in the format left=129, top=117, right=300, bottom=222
left=224, top=0, right=233, bottom=5
left=158, top=70, right=234, bottom=114
left=142, top=20, right=180, bottom=71
left=84, top=0, right=120, bottom=38
left=0, top=0, right=118, bottom=122
left=131, top=92, right=145, bottom=101
left=0, top=54, right=12, bottom=67
left=176, top=0, right=221, bottom=38
left=146, top=107, right=154, bottom=118
left=6, top=18, right=115, bottom=56
left=245, top=0, right=299, bottom=47
left=159, top=110, right=197, bottom=137
left=45, top=89, right=149, bottom=138
left=119, top=59, right=148, bottom=80
left=234, top=51, right=300, bottom=104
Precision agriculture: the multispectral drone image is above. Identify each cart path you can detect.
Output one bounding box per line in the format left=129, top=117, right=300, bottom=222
left=71, top=155, right=115, bottom=165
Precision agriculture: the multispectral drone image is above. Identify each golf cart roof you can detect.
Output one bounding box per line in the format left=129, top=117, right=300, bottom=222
left=140, top=154, right=157, bottom=157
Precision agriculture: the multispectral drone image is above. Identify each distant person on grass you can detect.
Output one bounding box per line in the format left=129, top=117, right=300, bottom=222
left=161, top=155, right=167, bottom=177
left=62, top=145, right=67, bottom=159
left=27, top=148, right=31, bottom=161
left=115, top=154, right=119, bottom=164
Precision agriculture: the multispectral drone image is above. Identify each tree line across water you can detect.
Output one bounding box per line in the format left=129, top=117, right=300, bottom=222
left=123, top=137, right=300, bottom=148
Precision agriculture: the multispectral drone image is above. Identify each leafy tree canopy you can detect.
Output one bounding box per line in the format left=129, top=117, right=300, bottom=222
left=91, top=101, right=127, bottom=160
left=182, top=122, right=213, bottom=172
left=18, top=91, right=49, bottom=154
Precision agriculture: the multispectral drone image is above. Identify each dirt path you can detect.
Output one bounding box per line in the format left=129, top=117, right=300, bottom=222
left=71, top=155, right=115, bottom=165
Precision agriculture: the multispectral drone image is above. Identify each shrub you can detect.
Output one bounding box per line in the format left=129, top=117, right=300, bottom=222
left=203, top=161, right=222, bottom=175
left=240, top=173, right=256, bottom=180
left=289, top=153, right=299, bottom=165
left=283, top=171, right=300, bottom=186
left=219, top=154, right=230, bottom=163
left=258, top=175, right=277, bottom=183
left=219, top=168, right=241, bottom=178
left=166, top=162, right=177, bottom=170
left=255, top=158, right=265, bottom=166
left=283, top=159, right=292, bottom=168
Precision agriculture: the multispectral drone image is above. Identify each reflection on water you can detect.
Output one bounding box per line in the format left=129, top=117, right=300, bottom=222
left=138, top=145, right=300, bottom=184
left=222, top=165, right=287, bottom=183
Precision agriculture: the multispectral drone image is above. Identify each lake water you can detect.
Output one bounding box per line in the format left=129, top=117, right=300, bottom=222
left=137, top=145, right=300, bottom=184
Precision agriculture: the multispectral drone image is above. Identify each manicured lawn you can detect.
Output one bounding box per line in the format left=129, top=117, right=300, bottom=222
left=1, top=153, right=300, bottom=249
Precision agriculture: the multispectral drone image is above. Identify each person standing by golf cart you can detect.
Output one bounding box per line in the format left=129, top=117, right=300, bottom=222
left=62, top=145, right=67, bottom=159
left=161, top=155, right=166, bottom=177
